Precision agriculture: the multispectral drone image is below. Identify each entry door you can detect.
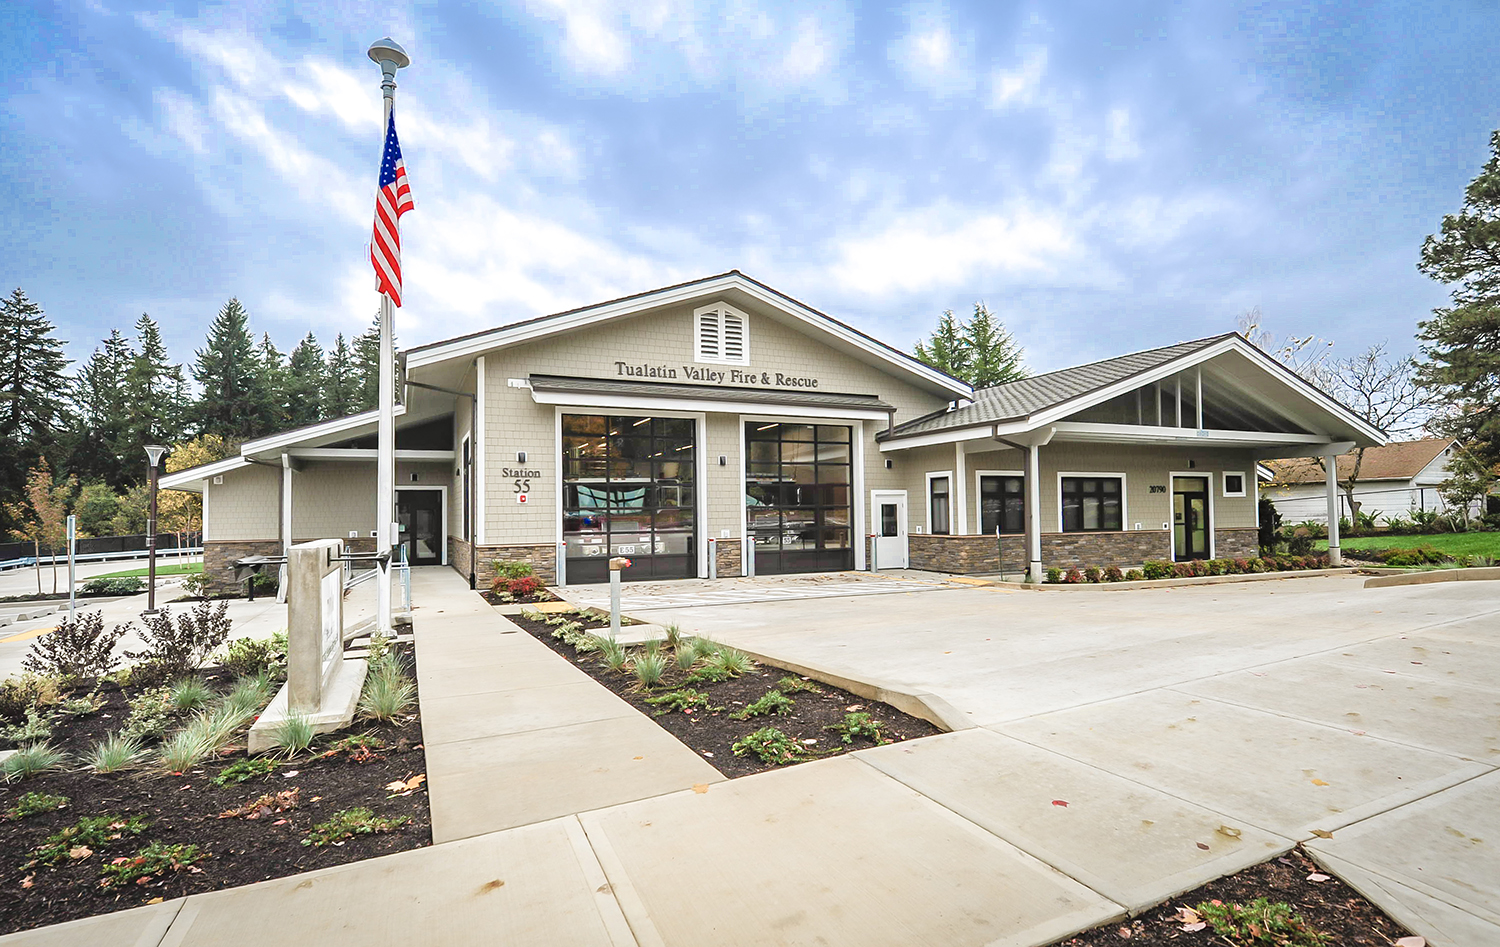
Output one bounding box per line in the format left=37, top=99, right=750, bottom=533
left=870, top=491, right=908, bottom=570
left=397, top=490, right=443, bottom=566
left=1172, top=477, right=1210, bottom=561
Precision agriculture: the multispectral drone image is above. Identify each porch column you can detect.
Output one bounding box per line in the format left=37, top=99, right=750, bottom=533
left=1325, top=452, right=1341, bottom=566
left=281, top=454, right=294, bottom=555
left=1026, top=443, right=1043, bottom=583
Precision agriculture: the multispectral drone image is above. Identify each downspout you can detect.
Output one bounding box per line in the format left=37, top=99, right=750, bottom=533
left=405, top=378, right=479, bottom=590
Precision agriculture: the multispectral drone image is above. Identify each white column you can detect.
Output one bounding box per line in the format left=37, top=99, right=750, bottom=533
left=475, top=356, right=486, bottom=546
left=954, top=442, right=968, bottom=535
left=281, top=454, right=294, bottom=555
left=1325, top=453, right=1342, bottom=566
left=1026, top=443, right=1043, bottom=582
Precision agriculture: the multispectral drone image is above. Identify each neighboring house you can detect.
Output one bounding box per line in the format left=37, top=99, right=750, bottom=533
left=161, top=271, right=1384, bottom=589
left=1260, top=438, right=1474, bottom=525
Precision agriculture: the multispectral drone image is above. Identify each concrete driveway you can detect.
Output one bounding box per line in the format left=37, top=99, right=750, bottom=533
left=631, top=574, right=1500, bottom=946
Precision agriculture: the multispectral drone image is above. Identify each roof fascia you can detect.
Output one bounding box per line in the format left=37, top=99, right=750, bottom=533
left=159, top=456, right=251, bottom=491
left=531, top=387, right=893, bottom=421
left=238, top=405, right=409, bottom=458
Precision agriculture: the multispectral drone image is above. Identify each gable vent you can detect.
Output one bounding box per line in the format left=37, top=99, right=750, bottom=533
left=694, top=303, right=749, bottom=365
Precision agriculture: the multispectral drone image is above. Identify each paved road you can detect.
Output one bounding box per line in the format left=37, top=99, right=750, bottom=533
left=0, top=554, right=201, bottom=599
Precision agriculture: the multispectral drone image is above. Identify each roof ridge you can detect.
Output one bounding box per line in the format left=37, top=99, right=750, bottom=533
left=972, top=332, right=1237, bottom=397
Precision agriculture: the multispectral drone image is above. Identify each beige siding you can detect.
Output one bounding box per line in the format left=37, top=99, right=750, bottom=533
left=289, top=460, right=451, bottom=542
left=202, top=464, right=279, bottom=541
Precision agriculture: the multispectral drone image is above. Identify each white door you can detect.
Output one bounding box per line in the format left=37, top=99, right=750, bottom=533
left=870, top=491, right=908, bottom=570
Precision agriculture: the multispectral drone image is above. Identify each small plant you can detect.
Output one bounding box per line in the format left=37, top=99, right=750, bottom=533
left=641, top=637, right=664, bottom=660
left=322, top=732, right=386, bottom=763
left=86, top=731, right=148, bottom=773
left=171, top=677, right=214, bottom=712
left=159, top=727, right=213, bottom=773
left=81, top=576, right=146, bottom=595
left=1141, top=559, right=1174, bottom=580
left=674, top=643, right=698, bottom=671
left=1, top=706, right=54, bottom=745
left=597, top=636, right=628, bottom=673
left=663, top=623, right=683, bottom=648
left=1063, top=567, right=1084, bottom=584
left=643, top=687, right=718, bottom=716
left=1125, top=569, right=1145, bottom=581
left=27, top=814, right=149, bottom=867
left=217, top=632, right=288, bottom=681
left=631, top=651, right=669, bottom=689
left=731, top=727, right=804, bottom=765
left=59, top=691, right=105, bottom=717
left=1103, top=566, right=1125, bottom=582
left=5, top=791, right=68, bottom=820
left=122, top=685, right=175, bottom=741
left=718, top=647, right=756, bottom=675
left=1083, top=566, right=1102, bottom=583
left=126, top=600, right=233, bottom=680
left=273, top=713, right=315, bottom=758
left=776, top=675, right=823, bottom=694
left=730, top=689, right=795, bottom=720
left=212, top=756, right=278, bottom=785
left=1194, top=898, right=1327, bottom=947
left=826, top=711, right=888, bottom=745
left=222, top=673, right=274, bottom=720
left=302, top=806, right=410, bottom=847
left=180, top=571, right=209, bottom=599
left=505, top=575, right=546, bottom=599
left=0, top=674, right=62, bottom=723
left=23, top=609, right=128, bottom=681
left=493, top=559, right=535, bottom=580
left=217, top=788, right=299, bottom=820
left=99, top=841, right=208, bottom=888
left=1044, top=567, right=1062, bottom=583
left=359, top=661, right=416, bottom=722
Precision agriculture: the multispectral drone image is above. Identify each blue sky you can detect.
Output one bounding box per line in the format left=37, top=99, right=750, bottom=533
left=2, top=1, right=1497, bottom=378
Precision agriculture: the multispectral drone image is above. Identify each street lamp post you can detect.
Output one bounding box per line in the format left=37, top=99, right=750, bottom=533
left=144, top=445, right=167, bottom=614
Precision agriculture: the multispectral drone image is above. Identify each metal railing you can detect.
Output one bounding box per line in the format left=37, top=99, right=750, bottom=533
left=0, top=547, right=204, bottom=573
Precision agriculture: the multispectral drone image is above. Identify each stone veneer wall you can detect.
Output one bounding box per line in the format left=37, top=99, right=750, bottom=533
left=1214, top=527, right=1259, bottom=560
left=906, top=534, right=1026, bottom=573
left=713, top=538, right=742, bottom=578
left=203, top=540, right=281, bottom=594
left=1041, top=531, right=1171, bottom=569
left=449, top=537, right=473, bottom=582
left=474, top=543, right=558, bottom=587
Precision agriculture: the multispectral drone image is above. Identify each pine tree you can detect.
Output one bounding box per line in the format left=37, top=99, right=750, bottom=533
left=1417, top=129, right=1500, bottom=466
left=963, top=303, right=1027, bottom=388
left=0, top=289, right=72, bottom=536
left=256, top=333, right=288, bottom=432
left=192, top=298, right=262, bottom=441
left=352, top=315, right=383, bottom=412
left=123, top=314, right=183, bottom=461
left=324, top=334, right=359, bottom=418
left=69, top=329, right=134, bottom=487
left=285, top=332, right=326, bottom=426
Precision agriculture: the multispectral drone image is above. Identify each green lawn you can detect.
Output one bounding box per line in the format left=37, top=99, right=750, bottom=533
left=1315, top=532, right=1500, bottom=557
left=90, top=561, right=203, bottom=579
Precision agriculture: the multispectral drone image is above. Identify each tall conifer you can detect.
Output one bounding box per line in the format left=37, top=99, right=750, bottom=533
left=285, top=332, right=326, bottom=426
left=192, top=298, right=261, bottom=441
left=323, top=333, right=359, bottom=418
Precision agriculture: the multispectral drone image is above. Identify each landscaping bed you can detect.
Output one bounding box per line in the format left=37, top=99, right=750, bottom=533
left=0, top=638, right=427, bottom=936
left=507, top=608, right=942, bottom=778
left=1052, top=847, right=1412, bottom=946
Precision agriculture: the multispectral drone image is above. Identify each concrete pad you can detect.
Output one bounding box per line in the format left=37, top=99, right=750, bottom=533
left=1330, top=625, right=1500, bottom=688
left=247, top=658, right=368, bottom=754
left=997, top=690, right=1489, bottom=838
left=425, top=714, right=724, bottom=843
left=1306, top=771, right=1500, bottom=929
left=1176, top=659, right=1500, bottom=760
left=156, top=817, right=635, bottom=947
left=858, top=729, right=1292, bottom=912
left=419, top=681, right=636, bottom=746
left=1310, top=849, right=1500, bottom=947
left=415, top=654, right=585, bottom=695
left=0, top=898, right=183, bottom=947
left=580, top=755, right=1123, bottom=947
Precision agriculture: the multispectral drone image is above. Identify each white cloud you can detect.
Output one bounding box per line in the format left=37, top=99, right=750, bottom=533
left=523, top=0, right=635, bottom=75
left=890, top=6, right=974, bottom=97
left=989, top=46, right=1047, bottom=109
left=1104, top=107, right=1141, bottom=161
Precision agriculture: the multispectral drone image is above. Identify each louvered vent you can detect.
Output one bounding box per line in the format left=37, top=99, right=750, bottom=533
left=694, top=303, right=749, bottom=364
left=697, top=310, right=720, bottom=361
left=722, top=312, right=745, bottom=362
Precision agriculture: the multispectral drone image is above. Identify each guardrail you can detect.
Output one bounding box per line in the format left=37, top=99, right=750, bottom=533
left=0, top=548, right=204, bottom=573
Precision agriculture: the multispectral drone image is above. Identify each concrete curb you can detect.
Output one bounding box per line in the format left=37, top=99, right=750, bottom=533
left=978, top=568, right=1359, bottom=592
left=1363, top=566, right=1500, bottom=589
left=729, top=647, right=975, bottom=733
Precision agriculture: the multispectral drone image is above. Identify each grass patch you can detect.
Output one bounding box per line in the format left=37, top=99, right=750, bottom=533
left=85, top=732, right=148, bottom=773
left=358, top=662, right=416, bottom=722
left=88, top=562, right=203, bottom=580
left=1320, top=532, right=1500, bottom=557
left=2, top=743, right=67, bottom=782
left=302, top=807, right=410, bottom=847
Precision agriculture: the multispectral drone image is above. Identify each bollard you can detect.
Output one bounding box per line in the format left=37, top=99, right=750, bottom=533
left=707, top=537, right=717, bottom=580
left=608, top=556, right=631, bottom=637
left=868, top=534, right=878, bottom=572
left=556, top=541, right=567, bottom=587
left=746, top=536, right=755, bottom=578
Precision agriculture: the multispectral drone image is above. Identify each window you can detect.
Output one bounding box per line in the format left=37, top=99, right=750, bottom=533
left=745, top=423, right=853, bottom=574
left=979, top=474, right=1024, bottom=534
left=1061, top=477, right=1123, bottom=532
left=1223, top=472, right=1246, bottom=497
left=695, top=303, right=749, bottom=365
left=929, top=475, right=951, bottom=535
left=881, top=503, right=898, bottom=537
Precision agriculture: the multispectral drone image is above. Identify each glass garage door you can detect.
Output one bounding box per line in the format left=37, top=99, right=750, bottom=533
left=745, top=422, right=853, bottom=575
left=562, top=415, right=696, bottom=583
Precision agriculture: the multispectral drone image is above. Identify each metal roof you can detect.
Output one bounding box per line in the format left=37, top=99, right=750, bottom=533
left=528, top=374, right=894, bottom=411
left=883, top=334, right=1233, bottom=439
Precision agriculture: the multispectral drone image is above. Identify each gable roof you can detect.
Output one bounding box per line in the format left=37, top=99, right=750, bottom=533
left=404, top=270, right=971, bottom=399
left=1264, top=438, right=1454, bottom=485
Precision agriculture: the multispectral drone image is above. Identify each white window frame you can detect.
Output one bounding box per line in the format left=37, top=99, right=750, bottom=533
left=1169, top=471, right=1216, bottom=560
left=694, top=302, right=750, bottom=365
left=740, top=415, right=865, bottom=573
left=394, top=485, right=449, bottom=565
left=974, top=469, right=1025, bottom=536
left=1056, top=471, right=1129, bottom=533
left=925, top=470, right=954, bottom=535
left=1222, top=470, right=1247, bottom=498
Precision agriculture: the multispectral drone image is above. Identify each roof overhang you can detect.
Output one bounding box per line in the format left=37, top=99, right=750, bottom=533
left=405, top=271, right=971, bottom=401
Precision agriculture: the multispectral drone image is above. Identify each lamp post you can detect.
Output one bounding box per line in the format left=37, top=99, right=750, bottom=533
left=144, top=444, right=167, bottom=614
left=368, top=37, right=410, bottom=636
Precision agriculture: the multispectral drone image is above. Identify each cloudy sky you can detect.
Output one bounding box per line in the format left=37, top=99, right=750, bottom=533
left=3, top=1, right=1497, bottom=377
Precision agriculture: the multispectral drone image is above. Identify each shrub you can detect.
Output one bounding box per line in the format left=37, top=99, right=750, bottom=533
left=1248, top=557, right=1268, bottom=573
left=180, top=571, right=209, bottom=599
left=1063, top=568, right=1084, bottom=584
left=212, top=756, right=277, bottom=786
left=273, top=714, right=315, bottom=758
left=217, top=632, right=288, bottom=681
left=729, top=689, right=795, bottom=720
left=643, top=687, right=717, bottom=716
left=1, top=706, right=54, bottom=745
left=0, top=674, right=62, bottom=723
left=170, top=677, right=214, bottom=712
left=597, top=636, right=628, bottom=673
left=2, top=742, right=67, bottom=781
left=5, top=791, right=68, bottom=820
left=358, top=662, right=416, bottom=722
left=776, top=675, right=823, bottom=694
left=826, top=711, right=889, bottom=745
left=1232, top=558, right=1250, bottom=574
left=1172, top=562, right=1193, bottom=578
left=85, top=731, right=148, bottom=773
left=1207, top=559, right=1228, bottom=576
left=1044, top=567, right=1062, bottom=583
left=26, top=814, right=149, bottom=867
left=1125, top=569, right=1145, bottom=581
left=1103, top=566, right=1125, bottom=582
left=505, top=575, right=546, bottom=598
left=23, top=610, right=127, bottom=682
left=1188, top=559, right=1210, bottom=577
left=251, top=572, right=279, bottom=594
left=303, top=807, right=409, bottom=847
left=493, top=560, right=535, bottom=580
left=731, top=726, right=803, bottom=765
left=1286, top=531, right=1314, bottom=555
left=126, top=600, right=233, bottom=680
left=59, top=692, right=104, bottom=717
left=81, top=576, right=145, bottom=596
left=631, top=652, right=669, bottom=689
left=100, top=841, right=209, bottom=888
left=1195, top=897, right=1327, bottom=947
left=1142, top=560, right=1173, bottom=580
left=122, top=686, right=175, bottom=741
left=1082, top=566, right=1101, bottom=583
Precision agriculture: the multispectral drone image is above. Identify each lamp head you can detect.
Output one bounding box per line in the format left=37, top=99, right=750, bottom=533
left=367, top=38, right=411, bottom=72
left=145, top=445, right=168, bottom=467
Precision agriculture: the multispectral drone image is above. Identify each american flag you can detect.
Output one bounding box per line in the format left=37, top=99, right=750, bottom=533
left=371, top=109, right=415, bottom=306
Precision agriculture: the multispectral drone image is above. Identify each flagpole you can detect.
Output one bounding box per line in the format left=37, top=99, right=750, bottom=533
left=369, top=38, right=409, bottom=637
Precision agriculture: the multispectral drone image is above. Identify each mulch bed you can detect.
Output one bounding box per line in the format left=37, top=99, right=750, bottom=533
left=478, top=589, right=558, bottom=607
left=507, top=610, right=942, bottom=778
left=1052, top=847, right=1412, bottom=946
left=0, top=648, right=428, bottom=937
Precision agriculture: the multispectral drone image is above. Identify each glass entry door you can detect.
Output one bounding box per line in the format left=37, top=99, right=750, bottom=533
left=746, top=423, right=853, bottom=574
left=1172, top=476, right=1210, bottom=560
left=562, top=414, right=696, bottom=583
left=396, top=489, right=443, bottom=566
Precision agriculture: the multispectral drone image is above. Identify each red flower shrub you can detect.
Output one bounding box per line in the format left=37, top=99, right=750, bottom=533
left=1063, top=567, right=1085, bottom=584
left=505, top=576, right=546, bottom=598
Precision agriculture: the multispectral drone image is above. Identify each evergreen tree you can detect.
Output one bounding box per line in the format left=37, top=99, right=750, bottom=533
left=1417, top=129, right=1500, bottom=466
left=352, top=315, right=383, bottom=412
left=256, top=333, right=288, bottom=432
left=0, top=289, right=72, bottom=536
left=324, top=333, right=359, bottom=418
left=285, top=332, right=326, bottom=426
left=69, top=329, right=134, bottom=487
left=123, top=314, right=183, bottom=461
left=963, top=303, right=1027, bottom=387
left=914, top=310, right=969, bottom=381
left=192, top=298, right=263, bottom=441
